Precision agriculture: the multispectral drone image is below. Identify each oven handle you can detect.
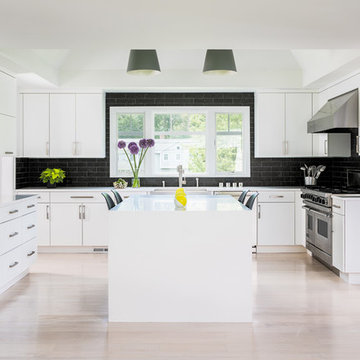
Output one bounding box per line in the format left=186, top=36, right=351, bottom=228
left=302, top=206, right=332, bottom=218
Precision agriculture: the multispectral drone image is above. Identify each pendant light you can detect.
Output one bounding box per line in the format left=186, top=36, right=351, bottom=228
left=127, top=49, right=161, bottom=75
left=203, top=49, right=237, bottom=75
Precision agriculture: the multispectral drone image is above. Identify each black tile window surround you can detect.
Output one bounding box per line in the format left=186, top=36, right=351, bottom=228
left=16, top=92, right=357, bottom=189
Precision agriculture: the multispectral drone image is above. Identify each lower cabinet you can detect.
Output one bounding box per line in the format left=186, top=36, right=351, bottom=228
left=258, top=202, right=295, bottom=245
left=82, top=203, right=109, bottom=246
left=37, top=204, right=50, bottom=246
left=332, top=212, right=344, bottom=271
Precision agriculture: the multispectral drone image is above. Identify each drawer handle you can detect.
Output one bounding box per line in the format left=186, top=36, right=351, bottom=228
left=27, top=251, right=36, bottom=257
left=5, top=151, right=14, bottom=155
left=9, top=209, right=18, bottom=214
left=9, top=261, right=19, bottom=268
left=269, top=195, right=284, bottom=198
left=27, top=204, right=36, bottom=208
left=333, top=204, right=341, bottom=208
left=27, top=224, right=35, bottom=229
left=123, top=195, right=130, bottom=198
left=70, top=196, right=94, bottom=199
left=9, top=232, right=19, bottom=238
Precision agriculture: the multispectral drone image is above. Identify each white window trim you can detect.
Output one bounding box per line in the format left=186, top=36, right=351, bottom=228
left=110, top=106, right=251, bottom=178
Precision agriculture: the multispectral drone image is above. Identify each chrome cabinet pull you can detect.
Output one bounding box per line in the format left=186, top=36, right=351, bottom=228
left=79, top=205, right=82, bottom=220
left=269, top=195, right=284, bottom=198
left=27, top=224, right=35, bottom=229
left=9, top=209, right=18, bottom=214
left=70, top=196, right=94, bottom=199
left=82, top=205, right=86, bottom=220
left=258, top=204, right=261, bottom=219
left=4, top=151, right=13, bottom=154
left=333, top=204, right=341, bottom=209
left=9, top=232, right=18, bottom=238
left=27, top=251, right=36, bottom=257
left=46, top=141, right=50, bottom=156
left=356, top=136, right=359, bottom=155
left=46, top=205, right=50, bottom=220
left=9, top=261, right=19, bottom=268
left=324, top=139, right=328, bottom=155
left=27, top=204, right=35, bottom=208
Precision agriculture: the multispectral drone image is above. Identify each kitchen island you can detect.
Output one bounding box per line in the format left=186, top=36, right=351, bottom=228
left=108, top=194, right=255, bottom=322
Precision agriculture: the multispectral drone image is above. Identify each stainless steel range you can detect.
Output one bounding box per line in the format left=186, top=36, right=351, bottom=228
left=301, top=188, right=333, bottom=267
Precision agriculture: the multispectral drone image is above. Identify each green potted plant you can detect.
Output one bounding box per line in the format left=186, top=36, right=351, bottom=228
left=40, top=168, right=66, bottom=188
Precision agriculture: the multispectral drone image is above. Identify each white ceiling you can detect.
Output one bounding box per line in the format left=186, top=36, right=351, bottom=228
left=0, top=0, right=360, bottom=89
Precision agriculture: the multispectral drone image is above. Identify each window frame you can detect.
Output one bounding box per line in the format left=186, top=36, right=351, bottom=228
left=110, top=106, right=251, bottom=178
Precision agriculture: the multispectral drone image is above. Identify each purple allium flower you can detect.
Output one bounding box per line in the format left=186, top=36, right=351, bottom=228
left=117, top=140, right=126, bottom=149
left=128, top=142, right=136, bottom=150
left=139, top=138, right=148, bottom=149
left=146, top=139, right=155, bottom=148
left=129, top=144, right=139, bottom=155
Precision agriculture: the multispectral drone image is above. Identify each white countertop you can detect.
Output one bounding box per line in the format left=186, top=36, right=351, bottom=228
left=112, top=194, right=249, bottom=212
left=0, top=194, right=37, bottom=208
left=16, top=186, right=301, bottom=192
left=332, top=194, right=360, bottom=201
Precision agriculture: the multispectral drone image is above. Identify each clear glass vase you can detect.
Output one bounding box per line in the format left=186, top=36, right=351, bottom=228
left=132, top=175, right=140, bottom=188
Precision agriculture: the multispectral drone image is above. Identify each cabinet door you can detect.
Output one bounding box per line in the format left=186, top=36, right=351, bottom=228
left=50, top=204, right=82, bottom=246
left=75, top=94, right=105, bottom=158
left=332, top=213, right=344, bottom=271
left=285, top=93, right=313, bottom=157
left=0, top=114, right=16, bottom=156
left=37, top=204, right=51, bottom=246
left=82, top=203, right=108, bottom=246
left=258, top=203, right=295, bottom=245
left=23, top=94, right=50, bottom=157
left=255, top=93, right=285, bottom=157
left=312, top=134, right=328, bottom=157
left=0, top=71, right=16, bottom=117
left=50, top=94, right=76, bottom=157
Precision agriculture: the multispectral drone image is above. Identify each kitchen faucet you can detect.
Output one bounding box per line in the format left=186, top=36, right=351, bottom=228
left=177, top=165, right=186, bottom=187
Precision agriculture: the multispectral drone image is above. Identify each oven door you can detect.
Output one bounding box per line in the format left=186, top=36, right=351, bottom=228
left=304, top=207, right=316, bottom=246
left=314, top=210, right=332, bottom=256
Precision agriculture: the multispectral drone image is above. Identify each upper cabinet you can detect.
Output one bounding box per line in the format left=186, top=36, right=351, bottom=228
left=0, top=71, right=16, bottom=117
left=22, top=93, right=105, bottom=158
left=255, top=92, right=313, bottom=158
left=0, top=114, right=16, bottom=156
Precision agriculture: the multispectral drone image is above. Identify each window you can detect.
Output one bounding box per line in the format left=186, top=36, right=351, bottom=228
left=110, top=106, right=250, bottom=177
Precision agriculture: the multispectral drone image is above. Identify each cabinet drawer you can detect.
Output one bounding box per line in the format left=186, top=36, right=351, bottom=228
left=332, top=197, right=345, bottom=215
left=51, top=192, right=109, bottom=203
left=258, top=191, right=294, bottom=203
left=23, top=238, right=38, bottom=267
left=17, top=192, right=50, bottom=203
left=0, top=203, right=23, bottom=224
left=22, top=212, right=37, bottom=242
left=22, top=200, right=38, bottom=216
left=0, top=217, right=23, bottom=255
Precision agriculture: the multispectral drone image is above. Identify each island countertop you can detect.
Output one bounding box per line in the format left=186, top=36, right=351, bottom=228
left=112, top=194, right=249, bottom=212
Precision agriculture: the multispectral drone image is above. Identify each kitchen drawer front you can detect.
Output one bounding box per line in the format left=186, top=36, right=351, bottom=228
left=51, top=192, right=109, bottom=203
left=332, top=198, right=345, bottom=215
left=258, top=191, right=295, bottom=203
left=0, top=203, right=24, bottom=224
left=22, top=199, right=38, bottom=216
left=17, top=192, right=50, bottom=203
left=0, top=217, right=24, bottom=255
left=22, top=212, right=37, bottom=242
left=23, top=238, right=37, bottom=267
left=0, top=241, right=29, bottom=287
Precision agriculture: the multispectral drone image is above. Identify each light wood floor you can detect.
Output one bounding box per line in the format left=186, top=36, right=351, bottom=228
left=1, top=253, right=360, bottom=360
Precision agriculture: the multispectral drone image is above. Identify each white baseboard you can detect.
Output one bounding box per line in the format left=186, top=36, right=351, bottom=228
left=340, top=272, right=360, bottom=284
left=0, top=270, right=29, bottom=295
left=38, top=246, right=108, bottom=254
left=256, top=245, right=306, bottom=254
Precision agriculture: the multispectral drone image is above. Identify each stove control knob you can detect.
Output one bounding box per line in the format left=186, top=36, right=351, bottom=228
left=320, top=199, right=325, bottom=205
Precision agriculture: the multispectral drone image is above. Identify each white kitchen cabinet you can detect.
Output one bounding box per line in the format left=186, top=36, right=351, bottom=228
left=75, top=94, right=105, bottom=157
left=23, top=94, right=50, bottom=157
left=82, top=203, right=109, bottom=246
left=295, top=190, right=306, bottom=246
left=258, top=202, right=295, bottom=245
left=50, top=94, right=76, bottom=157
left=0, top=113, right=16, bottom=156
left=332, top=212, right=345, bottom=271
left=312, top=133, right=351, bottom=157
left=50, top=203, right=82, bottom=246
left=256, top=92, right=314, bottom=158
left=285, top=93, right=313, bottom=157
left=37, top=203, right=50, bottom=246
left=0, top=71, right=16, bottom=117
left=255, top=93, right=285, bottom=157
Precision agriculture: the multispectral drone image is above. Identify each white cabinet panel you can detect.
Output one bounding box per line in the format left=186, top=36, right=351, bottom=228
left=0, top=113, right=16, bottom=156
left=258, top=203, right=295, bottom=245
left=75, top=94, right=104, bottom=157
left=295, top=191, right=305, bottom=246
left=37, top=204, right=50, bottom=246
left=23, top=94, right=49, bottom=157
left=0, top=71, right=16, bottom=117
left=50, top=204, right=82, bottom=246
left=285, top=93, right=313, bottom=157
left=255, top=93, right=285, bottom=157
left=82, top=203, right=108, bottom=246
left=50, top=94, right=76, bottom=157
left=332, top=212, right=344, bottom=272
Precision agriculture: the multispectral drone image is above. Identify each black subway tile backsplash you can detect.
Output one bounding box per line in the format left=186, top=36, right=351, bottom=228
left=16, top=92, right=359, bottom=189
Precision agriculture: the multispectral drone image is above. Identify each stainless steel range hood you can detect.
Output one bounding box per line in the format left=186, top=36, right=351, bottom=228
left=307, top=89, right=358, bottom=133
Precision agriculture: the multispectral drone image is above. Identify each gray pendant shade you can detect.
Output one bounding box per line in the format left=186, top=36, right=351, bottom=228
left=127, top=50, right=161, bottom=75
left=203, top=50, right=237, bottom=74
